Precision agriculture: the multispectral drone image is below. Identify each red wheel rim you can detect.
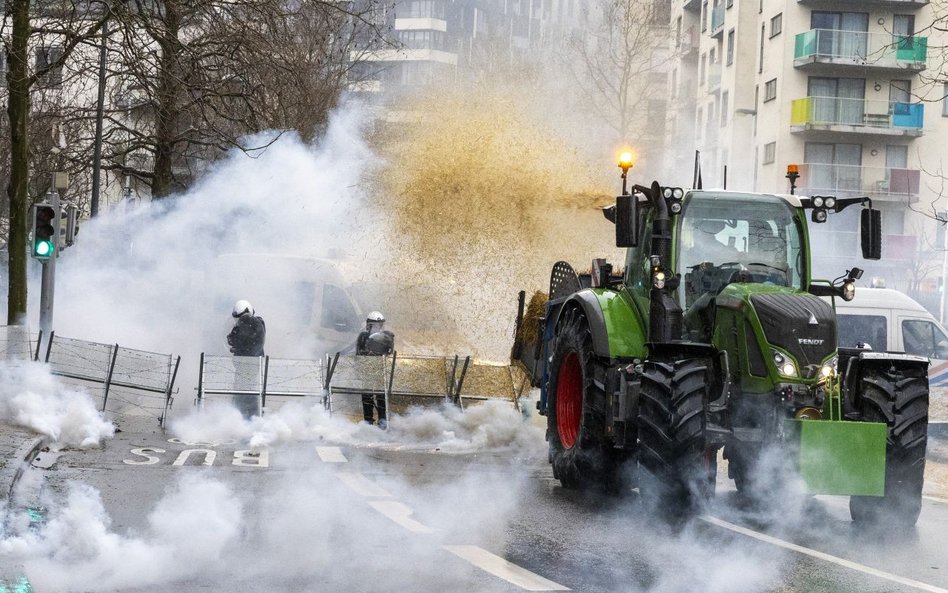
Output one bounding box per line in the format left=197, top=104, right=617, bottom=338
left=556, top=352, right=582, bottom=449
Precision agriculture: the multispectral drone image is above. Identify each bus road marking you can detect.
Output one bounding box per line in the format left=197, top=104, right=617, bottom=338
left=338, top=471, right=392, bottom=498
left=316, top=446, right=348, bottom=463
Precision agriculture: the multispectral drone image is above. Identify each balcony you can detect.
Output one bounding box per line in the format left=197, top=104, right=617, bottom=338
left=794, top=30, right=927, bottom=72
left=683, top=0, right=701, bottom=12
left=797, top=0, right=926, bottom=7
left=710, top=5, right=725, bottom=38
left=790, top=97, right=924, bottom=136
left=680, top=25, right=699, bottom=55
left=796, top=163, right=921, bottom=201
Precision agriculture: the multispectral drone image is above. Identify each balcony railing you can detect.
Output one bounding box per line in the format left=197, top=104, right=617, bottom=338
left=680, top=25, right=699, bottom=54
left=796, top=163, right=921, bottom=199
left=791, top=96, right=924, bottom=132
left=797, top=0, right=927, bottom=7
left=683, top=0, right=701, bottom=12
left=710, top=5, right=725, bottom=37
left=794, top=29, right=927, bottom=69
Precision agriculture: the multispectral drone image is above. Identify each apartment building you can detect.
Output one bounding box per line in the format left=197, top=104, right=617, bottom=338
left=668, top=0, right=946, bottom=304
left=352, top=0, right=584, bottom=93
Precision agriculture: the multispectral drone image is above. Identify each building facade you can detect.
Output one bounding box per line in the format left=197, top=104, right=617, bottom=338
left=668, top=0, right=947, bottom=309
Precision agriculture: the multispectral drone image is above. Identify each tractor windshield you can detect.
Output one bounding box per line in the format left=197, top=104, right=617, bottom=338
left=676, top=192, right=805, bottom=308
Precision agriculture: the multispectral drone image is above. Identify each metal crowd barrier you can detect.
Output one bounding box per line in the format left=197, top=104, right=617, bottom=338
left=43, top=332, right=180, bottom=427
left=196, top=351, right=528, bottom=425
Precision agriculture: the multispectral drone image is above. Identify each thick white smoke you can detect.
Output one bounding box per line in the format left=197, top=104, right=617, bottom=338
left=0, top=362, right=113, bottom=448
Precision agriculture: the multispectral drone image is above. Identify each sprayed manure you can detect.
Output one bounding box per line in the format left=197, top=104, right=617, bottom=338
left=369, top=87, right=623, bottom=361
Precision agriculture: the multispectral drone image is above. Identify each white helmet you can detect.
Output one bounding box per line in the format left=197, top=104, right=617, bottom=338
left=366, top=311, right=385, bottom=324
left=232, top=300, right=254, bottom=318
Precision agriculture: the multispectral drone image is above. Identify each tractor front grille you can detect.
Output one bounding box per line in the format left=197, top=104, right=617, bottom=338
left=750, top=292, right=836, bottom=371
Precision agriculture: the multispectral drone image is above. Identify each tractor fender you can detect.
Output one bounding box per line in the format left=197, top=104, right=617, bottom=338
left=553, top=289, right=645, bottom=359
left=842, top=350, right=930, bottom=379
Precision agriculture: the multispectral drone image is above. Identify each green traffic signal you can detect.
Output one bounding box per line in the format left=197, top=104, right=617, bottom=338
left=34, top=239, right=54, bottom=257
left=32, top=204, right=57, bottom=260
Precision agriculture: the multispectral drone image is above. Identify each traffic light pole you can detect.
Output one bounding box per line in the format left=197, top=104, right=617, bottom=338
left=38, top=190, right=60, bottom=336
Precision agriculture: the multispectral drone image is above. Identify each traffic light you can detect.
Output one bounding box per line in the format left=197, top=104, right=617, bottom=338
left=60, top=202, right=78, bottom=248
left=31, top=203, right=57, bottom=260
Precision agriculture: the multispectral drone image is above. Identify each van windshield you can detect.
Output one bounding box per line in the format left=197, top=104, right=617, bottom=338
left=837, top=314, right=887, bottom=350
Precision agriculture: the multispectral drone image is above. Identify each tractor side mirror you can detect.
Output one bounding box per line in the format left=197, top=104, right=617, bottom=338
left=616, top=194, right=638, bottom=247
left=860, top=208, right=881, bottom=260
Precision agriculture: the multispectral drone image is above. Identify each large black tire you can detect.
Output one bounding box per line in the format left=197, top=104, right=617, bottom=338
left=546, top=308, right=623, bottom=490
left=637, top=359, right=715, bottom=513
left=849, top=363, right=929, bottom=527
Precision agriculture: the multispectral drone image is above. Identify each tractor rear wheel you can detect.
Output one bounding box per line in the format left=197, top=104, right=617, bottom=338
left=849, top=364, right=929, bottom=527
left=546, top=308, right=623, bottom=490
left=637, top=358, right=715, bottom=513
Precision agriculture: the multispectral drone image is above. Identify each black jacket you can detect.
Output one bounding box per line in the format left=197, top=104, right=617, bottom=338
left=228, top=315, right=266, bottom=356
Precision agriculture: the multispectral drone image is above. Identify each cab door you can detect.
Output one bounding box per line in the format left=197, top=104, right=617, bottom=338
left=897, top=315, right=948, bottom=387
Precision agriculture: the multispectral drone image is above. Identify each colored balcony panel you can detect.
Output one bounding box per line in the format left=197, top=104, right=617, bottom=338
left=794, top=29, right=926, bottom=70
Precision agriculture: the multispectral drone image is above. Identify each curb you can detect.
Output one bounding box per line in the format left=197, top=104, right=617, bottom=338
left=1, top=436, right=46, bottom=508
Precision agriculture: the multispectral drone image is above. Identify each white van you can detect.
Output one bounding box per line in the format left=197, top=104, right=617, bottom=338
left=209, top=253, right=363, bottom=358
left=831, top=287, right=948, bottom=388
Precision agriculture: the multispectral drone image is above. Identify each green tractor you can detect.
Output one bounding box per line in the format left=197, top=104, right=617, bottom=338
left=512, top=162, right=929, bottom=524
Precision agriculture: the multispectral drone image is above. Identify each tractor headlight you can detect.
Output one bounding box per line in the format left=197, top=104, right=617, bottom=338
left=824, top=196, right=836, bottom=209
left=673, top=188, right=684, bottom=199
left=653, top=271, right=666, bottom=289
left=812, top=196, right=824, bottom=208
left=663, top=187, right=673, bottom=198
left=671, top=202, right=682, bottom=213
left=772, top=350, right=797, bottom=377
left=842, top=281, right=855, bottom=301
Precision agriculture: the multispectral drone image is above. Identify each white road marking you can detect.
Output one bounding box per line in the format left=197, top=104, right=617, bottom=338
left=444, top=545, right=570, bottom=592
left=368, top=500, right=435, bottom=534
left=702, top=515, right=948, bottom=593
left=924, top=495, right=948, bottom=505
left=173, top=449, right=216, bottom=466
left=316, top=446, right=348, bottom=463
left=338, top=471, right=392, bottom=498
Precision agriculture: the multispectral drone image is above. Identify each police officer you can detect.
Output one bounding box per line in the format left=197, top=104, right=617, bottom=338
left=357, top=311, right=394, bottom=428
left=227, top=300, right=266, bottom=418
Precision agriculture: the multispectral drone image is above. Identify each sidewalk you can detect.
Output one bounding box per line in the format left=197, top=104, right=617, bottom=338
left=0, top=423, right=44, bottom=508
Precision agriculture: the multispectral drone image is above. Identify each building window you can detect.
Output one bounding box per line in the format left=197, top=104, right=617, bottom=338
left=721, top=91, right=729, bottom=126
left=943, top=83, right=948, bottom=117
left=0, top=52, right=6, bottom=86
left=697, top=107, right=704, bottom=139
left=727, top=29, right=735, bottom=65
left=34, top=46, right=63, bottom=88
left=397, top=30, right=446, bottom=50
left=700, top=53, right=706, bottom=84
left=764, top=78, right=777, bottom=102
left=763, top=142, right=776, bottom=164
left=770, top=13, right=782, bottom=38
left=702, top=0, right=708, bottom=31
left=401, top=0, right=445, bottom=19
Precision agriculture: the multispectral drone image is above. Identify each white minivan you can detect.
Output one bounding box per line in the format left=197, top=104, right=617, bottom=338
left=831, top=287, right=948, bottom=388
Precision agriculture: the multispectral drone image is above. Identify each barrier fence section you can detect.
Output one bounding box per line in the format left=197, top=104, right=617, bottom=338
left=197, top=351, right=528, bottom=427
left=44, top=332, right=180, bottom=427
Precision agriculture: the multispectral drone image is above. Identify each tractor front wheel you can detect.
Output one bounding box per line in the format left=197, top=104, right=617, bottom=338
left=849, top=363, right=929, bottom=527
left=637, top=358, right=715, bottom=514
left=546, top=308, right=623, bottom=491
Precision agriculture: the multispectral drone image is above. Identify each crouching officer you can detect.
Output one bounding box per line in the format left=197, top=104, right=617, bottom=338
left=227, top=300, right=266, bottom=418
left=357, top=311, right=394, bottom=428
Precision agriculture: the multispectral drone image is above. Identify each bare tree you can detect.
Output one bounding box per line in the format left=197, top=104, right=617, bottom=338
left=562, top=0, right=669, bottom=147
left=1, top=0, right=108, bottom=324
left=60, top=0, right=392, bottom=199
